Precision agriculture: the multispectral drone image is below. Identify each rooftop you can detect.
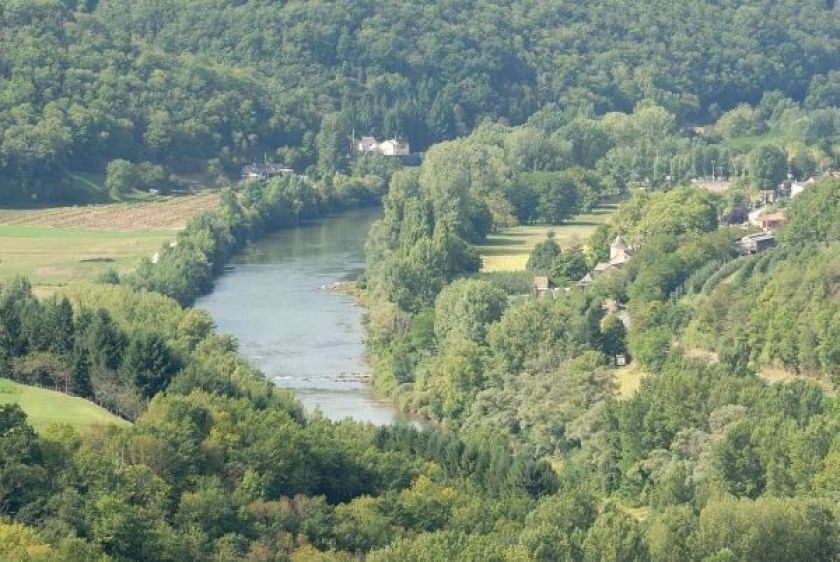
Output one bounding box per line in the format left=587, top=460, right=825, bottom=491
left=242, top=163, right=292, bottom=175
left=611, top=234, right=626, bottom=248
left=742, top=232, right=775, bottom=242
left=761, top=211, right=785, bottom=222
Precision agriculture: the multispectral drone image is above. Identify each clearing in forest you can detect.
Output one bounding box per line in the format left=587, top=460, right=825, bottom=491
left=614, top=363, right=645, bottom=398
left=0, top=378, right=129, bottom=433
left=0, top=192, right=220, bottom=294
left=479, top=204, right=617, bottom=272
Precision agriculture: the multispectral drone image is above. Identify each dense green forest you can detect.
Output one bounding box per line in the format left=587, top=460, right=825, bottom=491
left=1, top=0, right=839, bottom=201
left=2, top=0, right=840, bottom=560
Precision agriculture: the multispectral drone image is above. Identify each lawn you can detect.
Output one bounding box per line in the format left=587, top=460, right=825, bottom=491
left=479, top=204, right=617, bottom=272
left=0, top=193, right=219, bottom=294
left=0, top=378, right=129, bottom=433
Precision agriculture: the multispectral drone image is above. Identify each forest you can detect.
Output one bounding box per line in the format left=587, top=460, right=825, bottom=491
left=1, top=0, right=839, bottom=201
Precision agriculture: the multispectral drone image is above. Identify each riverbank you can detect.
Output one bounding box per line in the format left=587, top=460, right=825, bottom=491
left=125, top=175, right=385, bottom=305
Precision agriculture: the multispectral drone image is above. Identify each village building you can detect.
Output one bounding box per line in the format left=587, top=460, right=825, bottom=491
left=532, top=276, right=556, bottom=298
left=593, top=262, right=617, bottom=275
left=593, top=234, right=636, bottom=276
left=355, top=136, right=378, bottom=153
left=778, top=177, right=793, bottom=198
left=353, top=136, right=410, bottom=156
left=760, top=211, right=785, bottom=231
left=609, top=234, right=633, bottom=263
left=577, top=273, right=593, bottom=288
left=756, top=189, right=776, bottom=205
left=737, top=232, right=776, bottom=255
left=241, top=162, right=293, bottom=180
left=378, top=138, right=411, bottom=156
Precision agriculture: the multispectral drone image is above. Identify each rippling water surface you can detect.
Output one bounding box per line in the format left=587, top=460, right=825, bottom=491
left=196, top=207, right=407, bottom=424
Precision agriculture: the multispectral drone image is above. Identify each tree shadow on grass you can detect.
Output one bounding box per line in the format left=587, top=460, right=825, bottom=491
left=480, top=247, right=532, bottom=256
left=480, top=236, right=530, bottom=247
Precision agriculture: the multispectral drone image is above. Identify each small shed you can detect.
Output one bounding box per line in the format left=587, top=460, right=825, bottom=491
left=738, top=232, right=776, bottom=255
left=577, top=273, right=593, bottom=288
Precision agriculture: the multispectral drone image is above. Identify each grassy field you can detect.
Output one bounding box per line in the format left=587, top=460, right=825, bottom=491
left=0, top=192, right=219, bottom=230
left=479, top=204, right=617, bottom=272
left=614, top=363, right=645, bottom=398
left=0, top=378, right=129, bottom=433
left=0, top=193, right=219, bottom=294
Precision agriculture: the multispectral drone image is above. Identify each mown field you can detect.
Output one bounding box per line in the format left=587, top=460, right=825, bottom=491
left=0, top=378, right=129, bottom=433
left=479, top=204, right=618, bottom=272
left=0, top=193, right=219, bottom=294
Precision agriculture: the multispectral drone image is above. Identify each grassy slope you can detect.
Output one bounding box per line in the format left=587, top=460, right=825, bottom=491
left=479, top=204, right=617, bottom=272
left=0, top=378, right=128, bottom=432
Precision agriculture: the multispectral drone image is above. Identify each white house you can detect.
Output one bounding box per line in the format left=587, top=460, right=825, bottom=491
left=355, top=136, right=378, bottom=153
left=378, top=138, right=410, bottom=156
left=353, top=136, right=410, bottom=156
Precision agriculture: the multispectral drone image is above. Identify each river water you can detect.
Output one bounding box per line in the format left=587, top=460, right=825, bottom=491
left=195, top=207, right=404, bottom=425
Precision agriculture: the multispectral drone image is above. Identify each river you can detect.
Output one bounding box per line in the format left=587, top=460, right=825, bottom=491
left=195, top=207, right=405, bottom=425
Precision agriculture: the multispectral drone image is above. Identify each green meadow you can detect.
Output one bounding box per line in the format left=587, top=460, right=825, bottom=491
left=479, top=204, right=617, bottom=272
left=0, top=193, right=218, bottom=295
left=0, top=378, right=129, bottom=433
left=0, top=224, right=173, bottom=293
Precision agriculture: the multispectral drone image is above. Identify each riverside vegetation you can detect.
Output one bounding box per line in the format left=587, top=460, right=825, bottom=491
left=1, top=1, right=840, bottom=561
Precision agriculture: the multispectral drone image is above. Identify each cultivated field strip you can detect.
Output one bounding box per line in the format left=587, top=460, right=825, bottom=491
left=0, top=192, right=220, bottom=231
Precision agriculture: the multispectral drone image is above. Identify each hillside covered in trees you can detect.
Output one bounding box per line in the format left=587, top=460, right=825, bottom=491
left=361, top=158, right=840, bottom=560
left=1, top=0, right=839, bottom=201
left=2, top=0, right=840, bottom=561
